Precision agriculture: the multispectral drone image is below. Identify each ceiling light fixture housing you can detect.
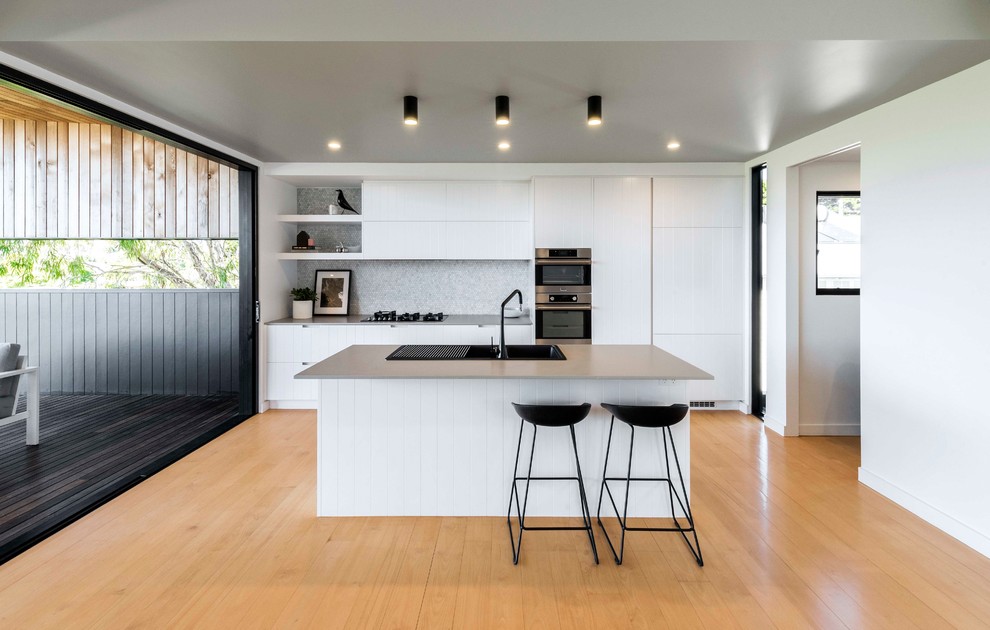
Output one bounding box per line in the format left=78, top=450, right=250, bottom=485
left=587, top=95, right=602, bottom=126
left=667, top=140, right=681, bottom=150
left=498, top=141, right=511, bottom=150
left=403, top=95, right=419, bottom=125
left=495, top=95, right=510, bottom=126
left=327, top=141, right=341, bottom=151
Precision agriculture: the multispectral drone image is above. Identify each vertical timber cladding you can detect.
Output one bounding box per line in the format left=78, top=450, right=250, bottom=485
left=0, top=119, right=239, bottom=239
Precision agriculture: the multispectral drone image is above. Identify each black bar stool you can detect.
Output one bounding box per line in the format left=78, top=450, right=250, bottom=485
left=507, top=402, right=599, bottom=565
left=597, top=403, right=703, bottom=566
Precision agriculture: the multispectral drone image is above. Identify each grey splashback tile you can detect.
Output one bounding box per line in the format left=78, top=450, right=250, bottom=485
left=297, top=260, right=530, bottom=315
left=297, top=187, right=362, bottom=215
left=294, top=224, right=362, bottom=251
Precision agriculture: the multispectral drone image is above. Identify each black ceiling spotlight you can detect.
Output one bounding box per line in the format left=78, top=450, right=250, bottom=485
left=403, top=95, right=419, bottom=126
left=495, top=95, right=510, bottom=126
left=587, top=95, right=602, bottom=126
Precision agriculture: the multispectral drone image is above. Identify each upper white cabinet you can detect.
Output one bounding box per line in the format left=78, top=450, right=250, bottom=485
left=362, top=182, right=447, bottom=221
left=361, top=181, right=531, bottom=259
left=362, top=222, right=446, bottom=259
left=533, top=178, right=594, bottom=248
left=653, top=177, right=743, bottom=228
left=446, top=181, right=531, bottom=222
left=591, top=177, right=653, bottom=344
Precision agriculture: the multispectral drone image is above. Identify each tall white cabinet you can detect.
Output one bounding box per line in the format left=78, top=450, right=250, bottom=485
left=652, top=177, right=745, bottom=403
left=591, top=178, right=653, bottom=344
left=533, top=177, right=653, bottom=345
left=533, top=174, right=745, bottom=404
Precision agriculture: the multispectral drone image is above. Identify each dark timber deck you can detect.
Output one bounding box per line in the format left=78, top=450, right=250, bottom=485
left=0, top=393, right=238, bottom=562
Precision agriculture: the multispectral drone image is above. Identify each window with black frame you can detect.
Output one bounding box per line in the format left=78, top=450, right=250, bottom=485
left=816, top=191, right=861, bottom=295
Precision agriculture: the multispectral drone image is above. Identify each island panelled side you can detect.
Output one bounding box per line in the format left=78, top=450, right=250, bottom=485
left=302, top=344, right=713, bottom=518
left=318, top=377, right=688, bottom=518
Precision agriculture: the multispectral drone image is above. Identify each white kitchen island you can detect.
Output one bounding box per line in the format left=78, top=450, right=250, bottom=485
left=297, top=344, right=712, bottom=518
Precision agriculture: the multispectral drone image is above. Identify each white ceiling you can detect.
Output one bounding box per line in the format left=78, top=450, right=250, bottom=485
left=0, top=0, right=988, bottom=40
left=1, top=2, right=988, bottom=164
left=2, top=41, right=988, bottom=163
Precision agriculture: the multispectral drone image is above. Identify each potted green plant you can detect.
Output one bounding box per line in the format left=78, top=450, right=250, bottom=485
left=290, top=287, right=317, bottom=319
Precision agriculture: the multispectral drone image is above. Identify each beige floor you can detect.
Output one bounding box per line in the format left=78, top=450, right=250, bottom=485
left=0, top=410, right=988, bottom=629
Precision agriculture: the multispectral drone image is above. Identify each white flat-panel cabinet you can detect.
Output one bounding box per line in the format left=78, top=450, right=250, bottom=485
left=533, top=177, right=594, bottom=248
left=266, top=323, right=533, bottom=407
left=361, top=181, right=532, bottom=260
left=652, top=176, right=744, bottom=403
left=591, top=177, right=653, bottom=344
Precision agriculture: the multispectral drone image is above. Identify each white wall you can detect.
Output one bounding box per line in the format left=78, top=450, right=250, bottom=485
left=749, top=60, right=990, bottom=557
left=257, top=171, right=296, bottom=410
left=798, top=161, right=861, bottom=435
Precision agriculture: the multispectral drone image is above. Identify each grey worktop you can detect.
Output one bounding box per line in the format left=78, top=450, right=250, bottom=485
left=296, top=344, right=713, bottom=381
left=266, top=314, right=532, bottom=326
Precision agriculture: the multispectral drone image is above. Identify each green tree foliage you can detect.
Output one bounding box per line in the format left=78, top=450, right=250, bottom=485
left=0, top=239, right=238, bottom=289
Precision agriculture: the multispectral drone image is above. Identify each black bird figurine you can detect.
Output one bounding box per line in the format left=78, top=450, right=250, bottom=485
left=335, top=189, right=358, bottom=214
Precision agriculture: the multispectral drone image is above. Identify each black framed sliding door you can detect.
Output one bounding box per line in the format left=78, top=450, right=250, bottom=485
left=0, top=62, right=258, bottom=563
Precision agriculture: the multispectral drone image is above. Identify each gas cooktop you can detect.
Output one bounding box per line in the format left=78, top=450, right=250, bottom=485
left=361, top=311, right=447, bottom=323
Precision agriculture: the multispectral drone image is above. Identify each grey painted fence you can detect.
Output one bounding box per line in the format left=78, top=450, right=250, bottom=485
left=0, top=289, right=238, bottom=395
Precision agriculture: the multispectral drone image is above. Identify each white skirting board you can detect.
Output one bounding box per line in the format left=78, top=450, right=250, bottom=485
left=763, top=415, right=787, bottom=436
left=317, top=378, right=691, bottom=518
left=799, top=423, right=861, bottom=436
left=269, top=400, right=317, bottom=410
left=859, top=467, right=990, bottom=559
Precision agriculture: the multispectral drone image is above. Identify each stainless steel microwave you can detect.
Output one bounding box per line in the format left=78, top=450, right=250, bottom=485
left=535, top=248, right=592, bottom=294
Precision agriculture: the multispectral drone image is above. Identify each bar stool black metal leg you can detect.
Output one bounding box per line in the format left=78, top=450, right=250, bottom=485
left=507, top=420, right=538, bottom=565
left=507, top=418, right=525, bottom=562
left=596, top=416, right=615, bottom=520
left=666, top=425, right=704, bottom=567
left=597, top=419, right=637, bottom=565
left=569, top=424, right=599, bottom=564
left=616, top=426, right=635, bottom=564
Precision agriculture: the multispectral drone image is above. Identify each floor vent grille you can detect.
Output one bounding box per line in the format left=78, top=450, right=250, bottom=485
left=690, top=401, right=716, bottom=408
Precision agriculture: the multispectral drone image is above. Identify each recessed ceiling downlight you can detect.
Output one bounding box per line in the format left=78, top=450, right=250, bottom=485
left=327, top=141, right=342, bottom=151
left=667, top=140, right=681, bottom=150
left=498, top=141, right=511, bottom=150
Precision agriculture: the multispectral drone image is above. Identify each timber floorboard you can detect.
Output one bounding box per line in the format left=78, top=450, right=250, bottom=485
left=0, top=409, right=989, bottom=629
left=0, top=393, right=238, bottom=559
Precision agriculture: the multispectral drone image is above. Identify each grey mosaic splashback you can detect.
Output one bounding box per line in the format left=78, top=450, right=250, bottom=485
left=297, top=187, right=362, bottom=215
left=296, top=260, right=531, bottom=315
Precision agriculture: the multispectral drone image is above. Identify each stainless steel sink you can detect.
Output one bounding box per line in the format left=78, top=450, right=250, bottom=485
left=386, top=344, right=566, bottom=361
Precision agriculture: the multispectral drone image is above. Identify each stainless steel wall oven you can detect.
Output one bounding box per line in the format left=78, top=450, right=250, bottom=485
left=535, top=248, right=592, bottom=344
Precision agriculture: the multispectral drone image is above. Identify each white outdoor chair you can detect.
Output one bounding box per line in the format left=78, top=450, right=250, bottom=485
left=0, top=343, right=40, bottom=446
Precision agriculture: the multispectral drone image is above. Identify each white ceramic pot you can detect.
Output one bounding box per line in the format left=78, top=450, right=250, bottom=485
left=292, top=300, right=314, bottom=319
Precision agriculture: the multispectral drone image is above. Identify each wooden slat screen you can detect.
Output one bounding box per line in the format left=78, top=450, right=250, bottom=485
left=0, top=120, right=239, bottom=239
left=0, top=289, right=238, bottom=396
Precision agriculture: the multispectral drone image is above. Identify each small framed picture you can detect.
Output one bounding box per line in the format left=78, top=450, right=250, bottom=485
left=314, top=270, right=352, bottom=315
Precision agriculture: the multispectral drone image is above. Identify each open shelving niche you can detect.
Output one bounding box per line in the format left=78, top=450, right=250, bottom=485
left=278, top=185, right=364, bottom=260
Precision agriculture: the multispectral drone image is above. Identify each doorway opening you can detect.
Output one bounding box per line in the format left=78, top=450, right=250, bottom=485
left=750, top=163, right=767, bottom=419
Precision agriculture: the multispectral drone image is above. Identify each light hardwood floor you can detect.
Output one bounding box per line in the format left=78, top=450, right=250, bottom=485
left=1, top=410, right=988, bottom=629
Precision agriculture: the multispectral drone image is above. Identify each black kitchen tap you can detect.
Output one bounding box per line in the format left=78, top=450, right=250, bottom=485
left=499, top=289, right=523, bottom=359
